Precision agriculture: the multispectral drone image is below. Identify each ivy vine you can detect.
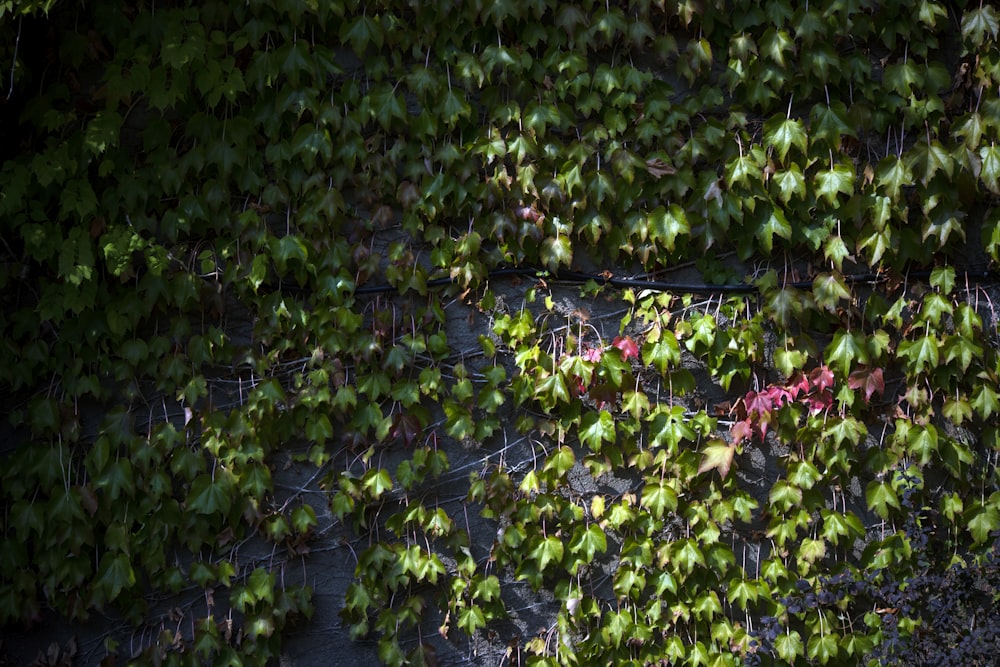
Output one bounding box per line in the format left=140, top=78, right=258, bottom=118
left=2, top=0, right=1000, bottom=665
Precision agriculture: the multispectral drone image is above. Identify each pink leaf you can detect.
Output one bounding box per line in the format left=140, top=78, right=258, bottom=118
left=612, top=335, right=640, bottom=361
left=787, top=372, right=810, bottom=399
left=730, top=419, right=754, bottom=444
left=744, top=390, right=773, bottom=417
left=806, top=390, right=833, bottom=414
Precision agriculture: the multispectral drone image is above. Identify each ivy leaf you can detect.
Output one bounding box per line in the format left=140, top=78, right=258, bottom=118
left=847, top=367, right=884, bottom=401
left=965, top=503, right=1000, bottom=544
left=534, top=372, right=571, bottom=409
left=96, top=552, right=136, bottom=602
left=773, top=164, right=806, bottom=203
left=972, top=382, right=1000, bottom=419
left=810, top=102, right=855, bottom=148
left=648, top=204, right=690, bottom=252
left=672, top=539, right=706, bottom=575
left=640, top=479, right=678, bottom=518
left=823, top=234, right=854, bottom=271
left=813, top=162, right=855, bottom=206
left=897, top=335, right=940, bottom=375
left=612, top=335, right=640, bottom=361
left=962, top=6, right=1000, bottom=46
left=909, top=140, right=954, bottom=184
left=980, top=144, right=1000, bottom=194
left=825, top=330, right=869, bottom=376
left=441, top=88, right=472, bottom=127
left=774, top=630, right=804, bottom=662
left=341, top=14, right=384, bottom=55
left=756, top=206, right=792, bottom=254
left=529, top=536, right=564, bottom=572
left=568, top=524, right=607, bottom=564
left=541, top=235, right=573, bottom=272
left=642, top=335, right=680, bottom=374
left=187, top=473, right=233, bottom=516
left=866, top=481, right=900, bottom=519
left=579, top=410, right=616, bottom=452
left=807, top=632, right=839, bottom=664
left=543, top=446, right=576, bottom=479
left=875, top=156, right=913, bottom=199
left=812, top=272, right=851, bottom=313
left=697, top=439, right=736, bottom=478
left=763, top=114, right=808, bottom=162
left=952, top=112, right=984, bottom=149
left=84, top=111, right=122, bottom=156
left=763, top=286, right=806, bottom=328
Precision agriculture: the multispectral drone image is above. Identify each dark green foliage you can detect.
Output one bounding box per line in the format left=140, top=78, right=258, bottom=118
left=1, top=0, right=1000, bottom=665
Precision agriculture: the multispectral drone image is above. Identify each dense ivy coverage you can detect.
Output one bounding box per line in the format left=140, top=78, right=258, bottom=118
left=2, top=0, right=1000, bottom=664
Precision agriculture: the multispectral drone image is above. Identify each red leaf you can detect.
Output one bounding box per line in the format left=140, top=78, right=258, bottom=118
left=805, top=390, right=833, bottom=414
left=809, top=365, right=835, bottom=393
left=848, top=367, right=885, bottom=402
left=765, top=385, right=792, bottom=407
left=588, top=383, right=618, bottom=409
left=786, top=372, right=810, bottom=399
left=612, top=335, right=640, bottom=361
left=582, top=346, right=603, bottom=363
left=730, top=419, right=754, bottom=444
left=391, top=413, right=423, bottom=447
left=744, top=390, right=773, bottom=417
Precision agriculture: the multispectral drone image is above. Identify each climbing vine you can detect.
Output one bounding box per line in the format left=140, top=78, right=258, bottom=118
left=2, top=0, right=1000, bottom=665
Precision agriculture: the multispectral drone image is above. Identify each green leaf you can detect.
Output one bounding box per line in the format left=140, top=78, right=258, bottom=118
left=579, top=410, right=616, bottom=452
left=763, top=115, right=808, bottom=162
left=96, top=552, right=136, bottom=602
left=810, top=102, right=855, bottom=147
left=952, top=112, right=984, bottom=149
left=962, top=6, right=999, bottom=46
left=530, top=536, right=565, bottom=572
left=774, top=630, right=804, bottom=662
left=291, top=504, right=318, bottom=534
left=543, top=446, right=576, bottom=479
left=813, top=162, right=854, bottom=206
left=541, top=235, right=573, bottom=272
left=966, top=503, right=1000, bottom=544
left=673, top=539, right=706, bottom=575
left=972, top=382, right=1000, bottom=419
left=642, top=333, right=680, bottom=375
left=441, top=88, right=471, bottom=127
left=812, top=272, right=851, bottom=313
left=187, top=473, right=233, bottom=515
left=773, top=164, right=806, bottom=203
left=874, top=158, right=912, bottom=202
left=825, top=330, right=869, bottom=376
left=457, top=605, right=486, bottom=634
left=763, top=287, right=806, bottom=328
left=641, top=479, right=678, bottom=518
left=897, top=335, right=940, bottom=374
left=756, top=205, right=792, bottom=254
left=342, top=14, right=384, bottom=55
left=980, top=144, right=1000, bottom=194
left=568, top=524, right=607, bottom=564
left=726, top=579, right=759, bottom=607
left=769, top=480, right=802, bottom=512
left=648, top=204, right=690, bottom=253
left=807, top=632, right=839, bottom=664
left=866, top=481, right=900, bottom=519
left=84, top=111, right=122, bottom=156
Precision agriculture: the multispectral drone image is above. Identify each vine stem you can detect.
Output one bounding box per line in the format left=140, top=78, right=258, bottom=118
left=6, top=15, right=21, bottom=101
